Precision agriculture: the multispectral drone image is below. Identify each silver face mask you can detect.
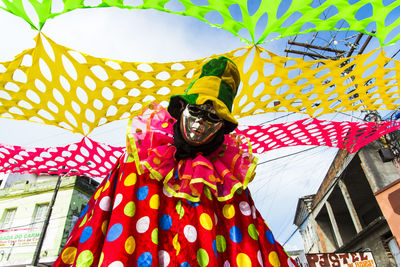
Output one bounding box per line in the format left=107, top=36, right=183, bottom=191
left=180, top=103, right=223, bottom=146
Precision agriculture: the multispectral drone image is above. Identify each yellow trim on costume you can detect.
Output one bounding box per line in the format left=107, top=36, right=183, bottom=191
left=243, top=157, right=258, bottom=189
left=126, top=118, right=143, bottom=175
left=190, top=178, right=218, bottom=191
left=216, top=182, right=244, bottom=202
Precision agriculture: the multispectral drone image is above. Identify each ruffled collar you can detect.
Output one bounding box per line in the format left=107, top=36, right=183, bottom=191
left=126, top=103, right=257, bottom=202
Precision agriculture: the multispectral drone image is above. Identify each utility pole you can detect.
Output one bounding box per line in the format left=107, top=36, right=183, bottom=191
left=30, top=173, right=64, bottom=267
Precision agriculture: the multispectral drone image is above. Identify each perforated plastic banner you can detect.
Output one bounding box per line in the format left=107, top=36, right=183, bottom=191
left=0, top=137, right=124, bottom=178
left=0, top=0, right=399, bottom=45
left=236, top=119, right=400, bottom=154
left=0, top=34, right=399, bottom=135
left=1, top=120, right=399, bottom=177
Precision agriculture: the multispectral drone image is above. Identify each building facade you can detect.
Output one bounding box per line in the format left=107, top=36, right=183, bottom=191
left=0, top=173, right=97, bottom=266
left=294, top=141, right=400, bottom=266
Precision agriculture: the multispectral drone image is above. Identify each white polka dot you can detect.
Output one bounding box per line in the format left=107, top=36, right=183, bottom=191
left=136, top=216, right=150, bottom=233
left=108, top=261, right=124, bottom=267
left=252, top=205, right=257, bottom=219
left=158, top=250, right=170, bottom=267
left=287, top=258, right=296, bottom=267
left=214, top=213, right=218, bottom=226
left=99, top=196, right=111, bottom=211
left=183, top=225, right=197, bottom=243
left=257, top=250, right=264, bottom=267
left=163, top=187, right=172, bottom=197
left=223, top=260, right=230, bottom=267
left=239, top=201, right=251, bottom=216
left=113, top=194, right=123, bottom=209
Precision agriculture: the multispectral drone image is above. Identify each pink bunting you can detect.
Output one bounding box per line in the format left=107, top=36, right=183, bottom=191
left=1, top=119, right=399, bottom=177
left=0, top=138, right=124, bottom=178
left=236, top=119, right=400, bottom=154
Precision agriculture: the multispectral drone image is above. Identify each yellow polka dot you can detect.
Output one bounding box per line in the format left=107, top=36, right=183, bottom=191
left=153, top=157, right=161, bottom=165
left=76, top=250, right=93, bottom=267
left=149, top=194, right=160, bottom=209
left=102, top=180, right=110, bottom=192
left=162, top=122, right=169, bottom=128
left=222, top=204, right=235, bottom=219
left=124, top=201, right=136, bottom=217
left=79, top=215, right=87, bottom=228
left=101, top=220, right=108, bottom=235
left=61, top=247, right=77, bottom=264
left=199, top=213, right=213, bottom=230
left=94, top=187, right=103, bottom=200
left=237, top=253, right=252, bottom=267
left=124, top=173, right=137, bottom=186
left=88, top=210, right=94, bottom=221
left=98, top=253, right=104, bottom=267
left=269, top=251, right=281, bottom=267
left=125, top=236, right=136, bottom=254
left=173, top=233, right=180, bottom=255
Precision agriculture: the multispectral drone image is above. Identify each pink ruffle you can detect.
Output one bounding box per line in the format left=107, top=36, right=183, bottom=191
left=127, top=103, right=257, bottom=202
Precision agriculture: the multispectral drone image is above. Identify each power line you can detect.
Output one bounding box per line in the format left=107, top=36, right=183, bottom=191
left=257, top=146, right=319, bottom=166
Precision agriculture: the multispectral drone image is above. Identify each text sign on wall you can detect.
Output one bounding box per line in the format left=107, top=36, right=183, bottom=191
left=0, top=228, right=41, bottom=247
left=306, top=252, right=376, bottom=267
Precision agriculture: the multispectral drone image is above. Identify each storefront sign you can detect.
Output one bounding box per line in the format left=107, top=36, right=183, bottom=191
left=305, top=252, right=376, bottom=267
left=0, top=228, right=41, bottom=247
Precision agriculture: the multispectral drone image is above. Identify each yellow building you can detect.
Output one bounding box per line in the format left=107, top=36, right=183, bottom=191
left=0, top=173, right=98, bottom=266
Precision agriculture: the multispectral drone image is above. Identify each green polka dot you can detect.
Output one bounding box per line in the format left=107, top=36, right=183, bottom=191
left=124, top=201, right=136, bottom=217
left=76, top=250, right=93, bottom=267
left=248, top=224, right=259, bottom=240
left=204, top=187, right=213, bottom=200
left=78, top=215, right=87, bottom=228
left=197, top=248, right=209, bottom=267
left=216, top=235, right=226, bottom=252
left=151, top=228, right=158, bottom=245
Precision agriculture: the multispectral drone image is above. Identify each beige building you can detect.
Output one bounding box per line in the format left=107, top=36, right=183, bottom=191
left=0, top=173, right=97, bottom=266
left=294, top=141, right=400, bottom=266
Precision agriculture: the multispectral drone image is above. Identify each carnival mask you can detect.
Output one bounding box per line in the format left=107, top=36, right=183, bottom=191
left=180, top=103, right=223, bottom=146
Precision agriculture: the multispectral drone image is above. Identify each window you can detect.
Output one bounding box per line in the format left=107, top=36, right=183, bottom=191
left=31, top=203, right=49, bottom=227
left=0, top=208, right=16, bottom=230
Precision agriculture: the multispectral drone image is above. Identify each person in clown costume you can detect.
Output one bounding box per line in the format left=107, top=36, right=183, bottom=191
left=54, top=57, right=297, bottom=267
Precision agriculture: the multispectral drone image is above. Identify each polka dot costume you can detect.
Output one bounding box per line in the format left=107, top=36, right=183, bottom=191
left=54, top=104, right=297, bottom=267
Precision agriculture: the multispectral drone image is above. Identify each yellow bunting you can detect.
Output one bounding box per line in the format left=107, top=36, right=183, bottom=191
left=149, top=194, right=160, bottom=209
left=237, top=253, right=252, bottom=267
left=222, top=204, right=235, bottom=219
left=125, top=236, right=136, bottom=254
left=124, top=173, right=137, bottom=186
left=199, top=213, right=213, bottom=230
left=1, top=34, right=398, bottom=135
left=61, top=247, right=77, bottom=264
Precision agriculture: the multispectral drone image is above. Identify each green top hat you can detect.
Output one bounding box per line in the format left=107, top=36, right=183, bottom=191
left=168, top=56, right=240, bottom=133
